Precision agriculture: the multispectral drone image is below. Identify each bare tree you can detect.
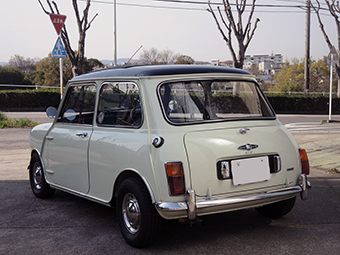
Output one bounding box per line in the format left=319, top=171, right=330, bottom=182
left=312, top=0, right=340, bottom=96
left=8, top=55, right=38, bottom=74
left=160, top=49, right=180, bottom=65
left=140, top=48, right=182, bottom=65
left=38, top=0, right=98, bottom=77
left=207, top=0, right=260, bottom=69
left=140, top=48, right=162, bottom=65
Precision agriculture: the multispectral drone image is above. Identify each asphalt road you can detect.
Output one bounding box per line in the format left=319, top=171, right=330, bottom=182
left=1, top=126, right=340, bottom=254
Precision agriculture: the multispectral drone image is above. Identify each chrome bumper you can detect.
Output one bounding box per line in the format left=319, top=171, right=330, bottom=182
left=156, top=174, right=311, bottom=220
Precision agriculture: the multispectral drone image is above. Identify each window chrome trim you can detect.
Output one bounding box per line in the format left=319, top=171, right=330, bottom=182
left=96, top=81, right=144, bottom=129
left=157, top=78, right=276, bottom=126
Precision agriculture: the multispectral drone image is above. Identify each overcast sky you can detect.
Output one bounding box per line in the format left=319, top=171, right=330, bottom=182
left=0, top=0, right=337, bottom=63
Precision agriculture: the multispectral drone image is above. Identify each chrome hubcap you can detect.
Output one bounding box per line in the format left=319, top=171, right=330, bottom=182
left=33, top=163, right=43, bottom=190
left=122, top=193, right=141, bottom=234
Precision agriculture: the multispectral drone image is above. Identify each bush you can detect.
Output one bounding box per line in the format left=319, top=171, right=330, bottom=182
left=0, top=112, right=38, bottom=128
left=0, top=90, right=339, bottom=114
left=0, top=90, right=60, bottom=110
left=266, top=94, right=340, bottom=114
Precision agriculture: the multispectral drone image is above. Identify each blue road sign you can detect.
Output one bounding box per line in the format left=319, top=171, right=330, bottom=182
left=52, top=37, right=67, bottom=58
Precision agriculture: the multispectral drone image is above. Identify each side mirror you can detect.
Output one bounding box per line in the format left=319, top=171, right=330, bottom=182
left=46, top=107, right=58, bottom=119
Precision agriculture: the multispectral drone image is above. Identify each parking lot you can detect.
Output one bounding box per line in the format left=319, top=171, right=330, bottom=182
left=0, top=128, right=340, bottom=254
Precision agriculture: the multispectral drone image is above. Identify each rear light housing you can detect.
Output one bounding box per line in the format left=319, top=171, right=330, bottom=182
left=165, top=162, right=185, bottom=196
left=299, top=148, right=310, bottom=175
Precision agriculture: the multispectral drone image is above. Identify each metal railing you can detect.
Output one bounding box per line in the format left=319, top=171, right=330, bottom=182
left=0, top=84, right=60, bottom=89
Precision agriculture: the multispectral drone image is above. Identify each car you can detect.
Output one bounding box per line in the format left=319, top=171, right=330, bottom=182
left=28, top=65, right=311, bottom=247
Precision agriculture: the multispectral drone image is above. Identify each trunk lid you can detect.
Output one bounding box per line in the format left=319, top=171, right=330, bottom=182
left=184, top=121, right=299, bottom=197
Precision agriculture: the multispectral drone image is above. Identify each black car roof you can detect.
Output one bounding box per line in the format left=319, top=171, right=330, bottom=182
left=71, top=65, right=251, bottom=81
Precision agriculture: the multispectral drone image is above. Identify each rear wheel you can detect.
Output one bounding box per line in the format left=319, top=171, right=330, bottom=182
left=116, top=177, right=161, bottom=248
left=255, top=197, right=296, bottom=218
left=29, top=153, right=55, bottom=198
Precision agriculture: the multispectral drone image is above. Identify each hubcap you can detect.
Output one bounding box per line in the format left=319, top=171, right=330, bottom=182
left=122, top=193, right=141, bottom=234
left=33, top=163, right=43, bottom=190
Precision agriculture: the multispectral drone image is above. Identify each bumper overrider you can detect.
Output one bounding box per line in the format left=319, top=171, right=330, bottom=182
left=156, top=174, right=311, bottom=220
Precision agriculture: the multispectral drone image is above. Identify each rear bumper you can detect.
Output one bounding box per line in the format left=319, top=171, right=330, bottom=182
left=156, top=174, right=311, bottom=220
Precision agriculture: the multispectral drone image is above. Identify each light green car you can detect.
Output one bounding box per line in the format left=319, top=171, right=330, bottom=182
left=28, top=65, right=311, bottom=248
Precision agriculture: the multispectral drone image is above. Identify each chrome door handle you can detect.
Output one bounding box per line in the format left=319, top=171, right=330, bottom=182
left=76, top=132, right=88, bottom=138
left=45, top=136, right=54, bottom=140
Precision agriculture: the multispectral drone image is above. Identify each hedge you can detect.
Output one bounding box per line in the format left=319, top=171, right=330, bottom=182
left=0, top=90, right=340, bottom=114
left=0, top=90, right=60, bottom=111
left=266, top=94, right=340, bottom=114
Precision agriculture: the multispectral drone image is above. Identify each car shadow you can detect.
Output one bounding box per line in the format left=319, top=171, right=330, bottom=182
left=1, top=177, right=339, bottom=254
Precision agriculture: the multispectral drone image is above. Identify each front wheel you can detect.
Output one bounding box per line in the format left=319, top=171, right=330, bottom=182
left=29, top=153, right=55, bottom=199
left=255, top=197, right=296, bottom=218
left=116, top=177, right=161, bottom=248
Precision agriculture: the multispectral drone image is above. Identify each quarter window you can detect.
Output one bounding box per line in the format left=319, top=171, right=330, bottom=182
left=58, top=84, right=96, bottom=125
left=97, top=82, right=142, bottom=127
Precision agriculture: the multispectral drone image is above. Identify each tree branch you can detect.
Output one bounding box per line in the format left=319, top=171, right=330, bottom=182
left=243, top=0, right=257, bottom=38
left=86, top=13, right=98, bottom=31
left=38, top=0, right=50, bottom=14
left=207, top=3, right=229, bottom=44
left=244, top=17, right=260, bottom=51
left=312, top=0, right=334, bottom=50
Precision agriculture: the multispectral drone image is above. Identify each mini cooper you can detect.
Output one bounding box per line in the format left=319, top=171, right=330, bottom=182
left=28, top=65, right=311, bottom=247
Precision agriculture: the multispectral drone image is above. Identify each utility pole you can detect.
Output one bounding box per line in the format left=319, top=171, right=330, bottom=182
left=113, top=0, right=117, bottom=66
left=304, top=0, right=311, bottom=94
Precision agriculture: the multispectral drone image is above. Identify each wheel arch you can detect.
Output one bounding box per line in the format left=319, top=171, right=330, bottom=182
left=111, top=170, right=156, bottom=207
left=28, top=149, right=43, bottom=170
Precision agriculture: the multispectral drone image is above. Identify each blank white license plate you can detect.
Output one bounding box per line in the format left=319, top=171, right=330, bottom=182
left=231, top=156, right=270, bottom=185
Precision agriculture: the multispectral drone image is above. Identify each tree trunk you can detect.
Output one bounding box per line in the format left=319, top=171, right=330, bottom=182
left=38, top=0, right=97, bottom=77
left=207, top=0, right=259, bottom=69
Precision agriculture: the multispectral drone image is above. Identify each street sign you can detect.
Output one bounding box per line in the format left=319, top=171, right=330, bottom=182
left=49, top=14, right=66, bottom=35
left=52, top=37, right=67, bottom=59
left=327, top=46, right=339, bottom=61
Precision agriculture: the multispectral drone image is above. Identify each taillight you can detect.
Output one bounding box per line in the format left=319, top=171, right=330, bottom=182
left=165, top=162, right=185, bottom=196
left=299, top=148, right=310, bottom=175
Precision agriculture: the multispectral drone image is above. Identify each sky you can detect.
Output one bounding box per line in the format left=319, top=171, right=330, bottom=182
left=0, top=0, right=338, bottom=63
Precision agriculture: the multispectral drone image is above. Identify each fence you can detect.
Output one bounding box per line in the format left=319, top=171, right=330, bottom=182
left=0, top=84, right=60, bottom=89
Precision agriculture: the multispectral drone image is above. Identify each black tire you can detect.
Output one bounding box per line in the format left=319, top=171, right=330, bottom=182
left=116, top=177, right=161, bottom=248
left=255, top=197, right=296, bottom=218
left=29, top=153, right=55, bottom=199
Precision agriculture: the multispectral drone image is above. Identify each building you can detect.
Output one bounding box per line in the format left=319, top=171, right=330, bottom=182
left=244, top=53, right=283, bottom=65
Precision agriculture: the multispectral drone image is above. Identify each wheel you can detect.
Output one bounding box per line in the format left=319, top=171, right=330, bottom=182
left=116, top=177, right=161, bottom=248
left=29, top=153, right=55, bottom=199
left=255, top=197, right=296, bottom=218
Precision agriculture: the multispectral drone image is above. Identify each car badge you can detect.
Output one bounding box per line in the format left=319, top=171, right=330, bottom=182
left=238, top=143, right=258, bottom=151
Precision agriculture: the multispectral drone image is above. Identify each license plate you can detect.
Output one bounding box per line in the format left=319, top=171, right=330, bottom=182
left=231, top=156, right=270, bottom=185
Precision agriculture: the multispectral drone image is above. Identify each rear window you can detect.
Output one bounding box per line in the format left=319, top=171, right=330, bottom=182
left=158, top=80, right=274, bottom=124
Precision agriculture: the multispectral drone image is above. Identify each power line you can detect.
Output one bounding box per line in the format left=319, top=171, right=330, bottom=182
left=83, top=0, right=331, bottom=15
left=82, top=0, right=205, bottom=11
left=154, top=0, right=306, bottom=9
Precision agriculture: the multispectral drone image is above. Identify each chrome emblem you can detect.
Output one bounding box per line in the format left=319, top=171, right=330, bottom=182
left=238, top=143, right=258, bottom=151
left=239, top=128, right=250, bottom=134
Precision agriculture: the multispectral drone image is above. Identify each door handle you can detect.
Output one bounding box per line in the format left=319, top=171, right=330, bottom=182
left=45, top=136, right=54, bottom=140
left=76, top=132, right=88, bottom=138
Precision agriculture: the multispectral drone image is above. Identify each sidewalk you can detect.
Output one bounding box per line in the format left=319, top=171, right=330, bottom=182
left=294, top=132, right=340, bottom=175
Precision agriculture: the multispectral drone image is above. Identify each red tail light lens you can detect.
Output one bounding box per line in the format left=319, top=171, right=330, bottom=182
left=165, top=162, right=185, bottom=196
left=299, top=148, right=310, bottom=175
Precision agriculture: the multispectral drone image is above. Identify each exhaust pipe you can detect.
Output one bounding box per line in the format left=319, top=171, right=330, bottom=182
left=177, top=217, right=205, bottom=226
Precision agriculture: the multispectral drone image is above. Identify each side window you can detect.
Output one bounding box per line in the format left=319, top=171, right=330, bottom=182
left=58, top=84, right=96, bottom=125
left=97, top=82, right=142, bottom=128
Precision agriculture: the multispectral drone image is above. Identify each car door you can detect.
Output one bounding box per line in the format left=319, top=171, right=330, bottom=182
left=43, top=83, right=96, bottom=193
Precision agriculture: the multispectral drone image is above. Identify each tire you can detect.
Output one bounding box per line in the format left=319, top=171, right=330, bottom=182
left=29, top=153, right=55, bottom=199
left=255, top=197, right=296, bottom=218
left=116, top=177, right=161, bottom=248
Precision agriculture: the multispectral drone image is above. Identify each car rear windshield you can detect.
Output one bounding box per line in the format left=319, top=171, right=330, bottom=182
left=158, top=80, right=275, bottom=124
